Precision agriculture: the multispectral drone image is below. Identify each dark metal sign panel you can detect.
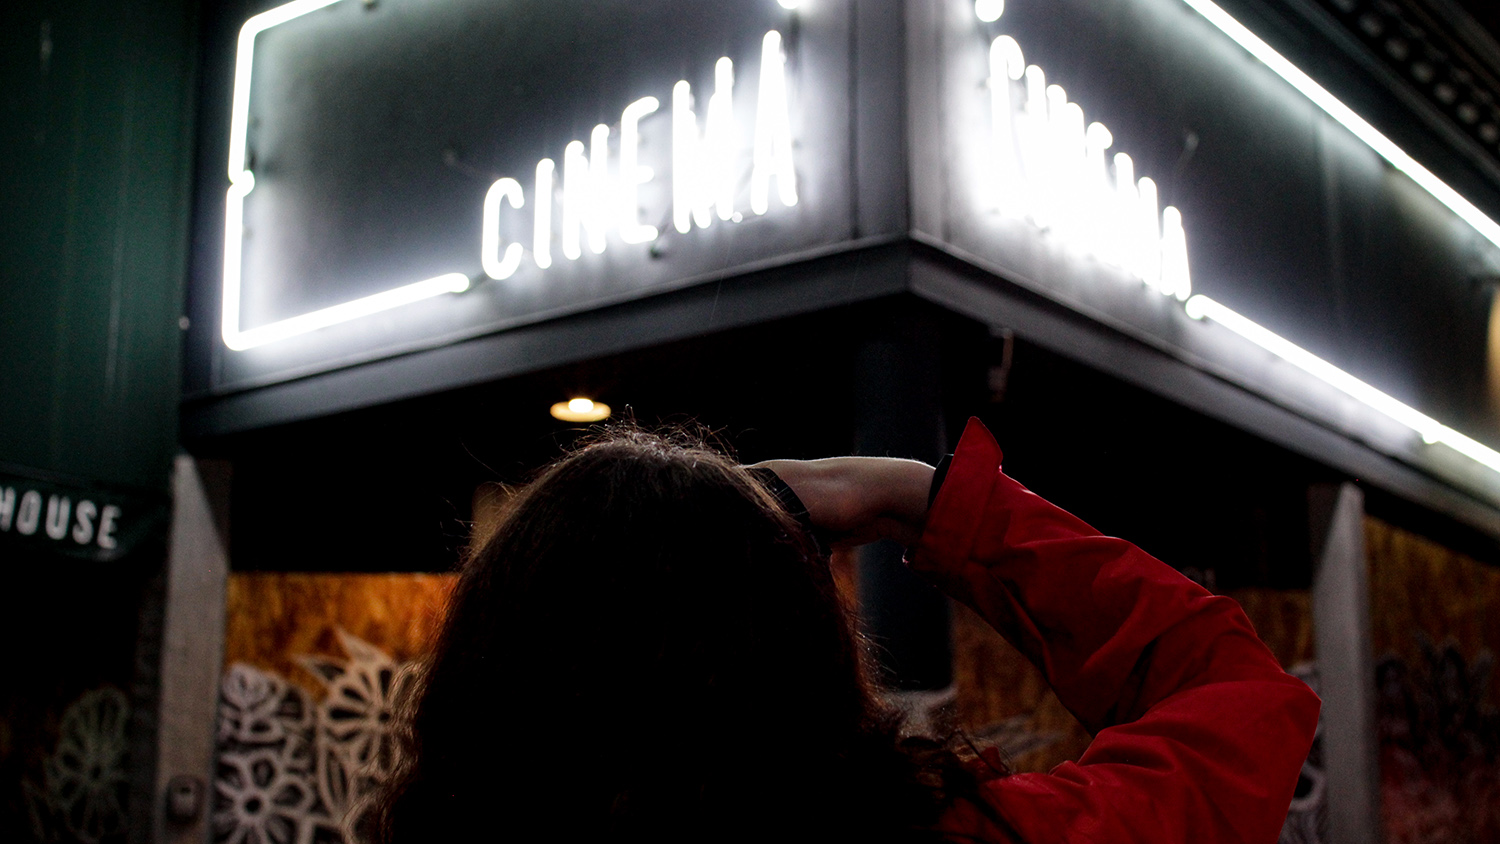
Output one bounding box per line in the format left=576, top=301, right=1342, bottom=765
left=185, top=0, right=1500, bottom=509
left=193, top=0, right=852, bottom=391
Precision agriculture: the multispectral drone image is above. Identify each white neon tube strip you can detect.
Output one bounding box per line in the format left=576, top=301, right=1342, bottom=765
left=1184, top=295, right=1500, bottom=473
left=229, top=0, right=342, bottom=183
left=224, top=0, right=471, bottom=351
left=226, top=273, right=471, bottom=351
left=1176, top=0, right=1500, bottom=476
left=221, top=176, right=254, bottom=349
left=1180, top=0, right=1500, bottom=251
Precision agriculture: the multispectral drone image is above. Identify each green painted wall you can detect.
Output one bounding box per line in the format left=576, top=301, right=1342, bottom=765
left=1, top=0, right=196, bottom=493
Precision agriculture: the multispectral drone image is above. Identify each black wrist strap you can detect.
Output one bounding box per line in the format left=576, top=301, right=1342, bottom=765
left=746, top=467, right=812, bottom=524
left=746, top=467, right=827, bottom=554
left=929, top=454, right=954, bottom=508
left=749, top=456, right=955, bottom=553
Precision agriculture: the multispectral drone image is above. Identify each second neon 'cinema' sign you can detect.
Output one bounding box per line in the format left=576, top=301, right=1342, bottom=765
left=981, top=13, right=1192, bottom=301
left=480, top=31, right=799, bottom=281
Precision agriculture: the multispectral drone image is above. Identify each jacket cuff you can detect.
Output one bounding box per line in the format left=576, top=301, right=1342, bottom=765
left=909, top=417, right=1003, bottom=571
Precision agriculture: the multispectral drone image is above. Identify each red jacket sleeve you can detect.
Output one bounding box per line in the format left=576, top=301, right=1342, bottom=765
left=909, top=419, right=1320, bottom=844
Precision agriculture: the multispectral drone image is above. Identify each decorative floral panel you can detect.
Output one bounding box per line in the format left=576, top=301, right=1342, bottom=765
left=214, top=573, right=454, bottom=844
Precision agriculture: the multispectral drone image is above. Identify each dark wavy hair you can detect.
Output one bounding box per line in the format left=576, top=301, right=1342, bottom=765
left=372, top=428, right=987, bottom=843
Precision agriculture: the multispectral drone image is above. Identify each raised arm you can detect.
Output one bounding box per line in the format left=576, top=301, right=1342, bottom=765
left=762, top=418, right=1320, bottom=844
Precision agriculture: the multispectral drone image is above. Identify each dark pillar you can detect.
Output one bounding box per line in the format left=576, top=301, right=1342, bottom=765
left=853, top=310, right=951, bottom=691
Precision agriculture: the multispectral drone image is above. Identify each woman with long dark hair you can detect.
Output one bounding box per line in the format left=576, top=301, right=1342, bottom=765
left=374, top=419, right=1319, bottom=843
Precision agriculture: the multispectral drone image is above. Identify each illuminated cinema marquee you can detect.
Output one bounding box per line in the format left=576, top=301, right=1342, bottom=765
left=223, top=0, right=799, bottom=352
left=981, top=21, right=1192, bottom=301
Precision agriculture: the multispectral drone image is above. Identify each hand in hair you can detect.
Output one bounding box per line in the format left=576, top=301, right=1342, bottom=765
left=748, top=457, right=935, bottom=548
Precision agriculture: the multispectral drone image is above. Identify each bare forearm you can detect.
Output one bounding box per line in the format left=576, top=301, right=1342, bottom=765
left=749, top=457, right=934, bottom=547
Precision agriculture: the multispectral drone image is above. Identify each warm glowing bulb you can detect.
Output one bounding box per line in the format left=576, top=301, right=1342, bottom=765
left=975, top=0, right=1004, bottom=22
left=551, top=398, right=612, bottom=422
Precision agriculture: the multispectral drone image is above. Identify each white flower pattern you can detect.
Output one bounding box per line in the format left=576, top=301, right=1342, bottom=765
left=24, top=687, right=132, bottom=844
left=218, top=664, right=314, bottom=747
left=213, top=748, right=317, bottom=844
left=214, top=631, right=415, bottom=844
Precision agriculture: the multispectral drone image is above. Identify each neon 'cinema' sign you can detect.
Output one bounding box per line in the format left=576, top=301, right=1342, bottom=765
left=982, top=21, right=1192, bottom=301
left=481, top=31, right=798, bottom=282
left=222, top=0, right=798, bottom=352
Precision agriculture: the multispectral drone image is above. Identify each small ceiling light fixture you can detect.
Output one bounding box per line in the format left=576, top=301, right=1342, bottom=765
left=550, top=397, right=612, bottom=422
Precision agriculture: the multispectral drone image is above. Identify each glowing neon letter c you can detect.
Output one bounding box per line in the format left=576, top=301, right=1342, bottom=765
left=482, top=177, right=526, bottom=280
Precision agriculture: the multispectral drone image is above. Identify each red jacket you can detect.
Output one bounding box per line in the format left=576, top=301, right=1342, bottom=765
left=909, top=419, right=1321, bottom=844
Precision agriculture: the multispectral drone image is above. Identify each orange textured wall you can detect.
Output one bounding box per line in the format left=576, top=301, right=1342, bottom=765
left=223, top=572, right=455, bottom=698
